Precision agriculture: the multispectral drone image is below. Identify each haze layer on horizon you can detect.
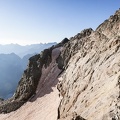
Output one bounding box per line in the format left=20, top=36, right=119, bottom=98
left=0, top=0, right=119, bottom=45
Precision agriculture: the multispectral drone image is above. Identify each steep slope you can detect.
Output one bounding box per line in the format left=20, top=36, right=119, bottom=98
left=0, top=39, right=68, bottom=120
left=57, top=10, right=120, bottom=120
left=0, top=9, right=120, bottom=120
left=0, top=47, right=62, bottom=120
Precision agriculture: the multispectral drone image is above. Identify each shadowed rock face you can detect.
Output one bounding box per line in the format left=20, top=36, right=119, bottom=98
left=0, top=9, right=120, bottom=120
left=14, top=47, right=53, bottom=101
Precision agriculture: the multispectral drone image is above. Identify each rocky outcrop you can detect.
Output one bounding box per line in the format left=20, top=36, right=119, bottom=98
left=0, top=9, right=120, bottom=120
left=57, top=9, right=120, bottom=120
left=56, top=28, right=93, bottom=70
left=96, top=9, right=120, bottom=39
left=0, top=48, right=53, bottom=113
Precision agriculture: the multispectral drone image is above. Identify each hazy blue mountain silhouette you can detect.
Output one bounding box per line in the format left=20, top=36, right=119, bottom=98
left=0, top=53, right=23, bottom=99
left=0, top=43, right=56, bottom=58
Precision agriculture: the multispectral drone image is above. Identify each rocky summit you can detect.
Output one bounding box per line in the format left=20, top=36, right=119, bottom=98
left=0, top=9, right=120, bottom=120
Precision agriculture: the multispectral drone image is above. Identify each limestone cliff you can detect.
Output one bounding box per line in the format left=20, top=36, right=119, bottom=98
left=0, top=9, right=120, bottom=120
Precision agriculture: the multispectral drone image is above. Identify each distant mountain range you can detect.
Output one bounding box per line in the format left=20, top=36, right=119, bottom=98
left=0, top=42, right=56, bottom=99
left=0, top=43, right=56, bottom=58
left=0, top=53, right=23, bottom=99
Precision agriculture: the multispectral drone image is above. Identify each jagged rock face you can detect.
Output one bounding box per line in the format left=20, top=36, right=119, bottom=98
left=57, top=10, right=120, bottom=120
left=56, top=28, right=93, bottom=70
left=96, top=9, right=120, bottom=39
left=14, top=47, right=53, bottom=101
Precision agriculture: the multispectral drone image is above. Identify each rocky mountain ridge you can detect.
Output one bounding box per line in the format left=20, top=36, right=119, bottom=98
left=0, top=9, right=120, bottom=120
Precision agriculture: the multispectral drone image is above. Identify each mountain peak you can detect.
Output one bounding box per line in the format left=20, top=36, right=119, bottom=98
left=96, top=9, right=120, bottom=39
left=115, top=8, right=120, bottom=15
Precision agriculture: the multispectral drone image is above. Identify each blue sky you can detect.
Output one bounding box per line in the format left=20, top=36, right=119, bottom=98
left=0, top=0, right=119, bottom=45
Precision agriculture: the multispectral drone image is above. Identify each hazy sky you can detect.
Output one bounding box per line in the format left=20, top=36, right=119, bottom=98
left=0, top=0, right=119, bottom=45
